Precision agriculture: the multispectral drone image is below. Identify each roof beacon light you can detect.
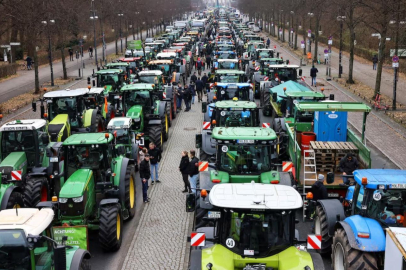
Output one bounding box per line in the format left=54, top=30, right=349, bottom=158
left=361, top=177, right=368, bottom=185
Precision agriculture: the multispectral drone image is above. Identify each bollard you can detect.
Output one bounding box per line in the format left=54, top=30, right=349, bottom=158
left=78, top=69, right=81, bottom=78
left=83, top=62, right=85, bottom=69
left=93, top=69, right=95, bottom=75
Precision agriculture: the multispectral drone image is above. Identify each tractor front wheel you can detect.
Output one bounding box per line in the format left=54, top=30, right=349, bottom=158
left=315, top=205, right=332, bottom=255
left=332, top=228, right=378, bottom=270
left=99, top=205, right=123, bottom=251
left=6, top=191, right=24, bottom=209
left=125, top=165, right=136, bottom=219
left=262, top=91, right=271, bottom=116
left=78, top=258, right=91, bottom=270
left=149, top=125, right=163, bottom=151
left=92, top=114, right=105, bottom=132
left=23, top=177, right=49, bottom=207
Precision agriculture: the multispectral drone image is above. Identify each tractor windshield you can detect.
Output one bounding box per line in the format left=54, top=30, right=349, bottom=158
left=218, top=144, right=273, bottom=174
left=216, top=109, right=257, bottom=127
left=124, top=91, right=150, bottom=108
left=217, top=75, right=240, bottom=83
left=215, top=87, right=250, bottom=101
left=258, top=51, right=274, bottom=58
left=0, top=229, right=31, bottom=270
left=365, top=189, right=406, bottom=227
left=269, top=68, right=297, bottom=82
left=220, top=210, right=293, bottom=257
left=139, top=75, right=159, bottom=84
left=98, top=74, right=119, bottom=87
left=217, top=53, right=236, bottom=60
left=66, top=145, right=105, bottom=170
left=1, top=130, right=38, bottom=168
left=217, top=61, right=238, bottom=70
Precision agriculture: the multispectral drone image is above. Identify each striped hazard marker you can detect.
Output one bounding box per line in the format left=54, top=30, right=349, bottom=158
left=191, top=232, right=205, bottom=247
left=255, top=66, right=260, bottom=71
left=209, top=83, right=215, bottom=89
left=202, top=122, right=211, bottom=130
left=301, top=76, right=306, bottom=82
left=264, top=76, right=269, bottom=81
left=307, top=235, right=321, bottom=250
left=199, top=161, right=209, bottom=172
left=11, top=170, right=22, bottom=181
left=250, top=83, right=254, bottom=88
left=163, top=92, right=167, bottom=99
left=262, top=123, right=270, bottom=128
left=282, top=161, right=293, bottom=172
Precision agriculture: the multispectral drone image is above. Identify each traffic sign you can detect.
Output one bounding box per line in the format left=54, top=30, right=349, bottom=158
left=0, top=45, right=10, bottom=48
left=324, top=49, right=328, bottom=54
left=9, top=42, right=20, bottom=46
left=393, top=62, right=399, bottom=68
left=393, top=55, right=399, bottom=62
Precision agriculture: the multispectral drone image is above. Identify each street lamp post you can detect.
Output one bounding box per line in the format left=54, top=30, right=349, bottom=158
left=337, top=15, right=346, bottom=78
left=90, top=0, right=98, bottom=67
left=307, top=12, right=314, bottom=54
left=290, top=11, right=294, bottom=48
left=118, top=12, right=124, bottom=53
left=42, top=19, right=55, bottom=86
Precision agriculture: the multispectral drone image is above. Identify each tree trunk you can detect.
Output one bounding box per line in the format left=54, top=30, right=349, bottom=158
left=34, top=47, right=40, bottom=94
left=61, top=47, right=67, bottom=80
left=282, top=13, right=285, bottom=42
left=303, top=15, right=307, bottom=55
left=313, top=17, right=319, bottom=63
left=374, top=27, right=388, bottom=95
left=294, top=16, right=298, bottom=50
left=347, top=28, right=355, bottom=84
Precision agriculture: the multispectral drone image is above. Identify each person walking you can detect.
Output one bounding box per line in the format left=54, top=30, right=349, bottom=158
left=188, top=150, right=199, bottom=192
left=88, top=46, right=93, bottom=58
left=191, top=72, right=197, bottom=85
left=69, top=48, right=73, bottom=61
left=139, top=154, right=151, bottom=203
left=266, top=38, right=270, bottom=48
left=206, top=54, right=212, bottom=69
left=372, top=55, right=378, bottom=70
left=195, top=77, right=204, bottom=102
left=196, top=58, right=203, bottom=75
left=190, top=83, right=196, bottom=105
left=148, top=142, right=162, bottom=185
left=179, top=151, right=191, bottom=193
left=25, top=56, right=33, bottom=70
left=310, top=65, right=318, bottom=87
left=311, top=174, right=328, bottom=201
left=139, top=148, right=148, bottom=164
left=176, top=84, right=183, bottom=112
left=202, top=73, right=208, bottom=94
left=182, top=85, right=192, bottom=111
left=339, top=153, right=358, bottom=185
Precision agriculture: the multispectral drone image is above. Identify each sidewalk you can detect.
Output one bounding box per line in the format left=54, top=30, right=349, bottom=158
left=266, top=33, right=406, bottom=170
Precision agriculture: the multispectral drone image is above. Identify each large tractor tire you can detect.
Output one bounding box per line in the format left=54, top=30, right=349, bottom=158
left=172, top=100, right=177, bottom=119
left=163, top=114, right=169, bottom=142
left=6, top=191, right=24, bottom=209
left=149, top=125, right=163, bottom=152
left=262, top=91, right=271, bottom=116
left=79, top=258, right=91, bottom=270
left=332, top=228, right=378, bottom=270
left=124, top=165, right=136, bottom=220
left=314, top=205, right=332, bottom=255
left=168, top=103, right=173, bottom=127
left=23, top=177, right=49, bottom=207
left=92, top=114, right=105, bottom=132
left=99, top=205, right=123, bottom=251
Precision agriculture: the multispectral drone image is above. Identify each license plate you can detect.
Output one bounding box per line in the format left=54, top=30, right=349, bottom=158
left=1, top=175, right=8, bottom=181
left=390, top=183, right=406, bottom=189
left=328, top=193, right=339, bottom=198
left=114, top=95, right=120, bottom=99
left=244, top=250, right=254, bottom=255
left=237, top=140, right=254, bottom=144
left=136, top=138, right=145, bottom=146
left=208, top=211, right=221, bottom=219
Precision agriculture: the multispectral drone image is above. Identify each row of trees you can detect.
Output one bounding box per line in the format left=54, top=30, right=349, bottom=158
left=235, top=0, right=406, bottom=95
left=0, top=0, right=192, bottom=92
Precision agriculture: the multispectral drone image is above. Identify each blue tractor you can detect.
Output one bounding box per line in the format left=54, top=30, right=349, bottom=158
left=313, top=169, right=406, bottom=269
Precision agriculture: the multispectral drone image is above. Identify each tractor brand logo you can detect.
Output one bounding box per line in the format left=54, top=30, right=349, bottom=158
left=191, top=232, right=205, bottom=246
left=202, top=122, right=211, bottom=130
left=198, top=161, right=209, bottom=172
left=307, top=235, right=321, bottom=250
left=282, top=162, right=293, bottom=172
left=255, top=66, right=260, bottom=71
left=263, top=76, right=269, bottom=81
left=262, top=123, right=270, bottom=128
left=11, top=171, right=22, bottom=181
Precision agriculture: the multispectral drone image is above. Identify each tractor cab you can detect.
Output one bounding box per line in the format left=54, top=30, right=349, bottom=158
left=208, top=83, right=253, bottom=103
left=214, top=51, right=237, bottom=60
left=118, top=57, right=144, bottom=74
left=266, top=64, right=301, bottom=84
left=215, top=43, right=235, bottom=52
left=147, top=60, right=179, bottom=83
left=214, top=70, right=246, bottom=83
left=107, top=117, right=138, bottom=160
left=255, top=49, right=275, bottom=60
left=104, top=62, right=131, bottom=82
left=244, top=34, right=264, bottom=43
left=245, top=41, right=265, bottom=54
left=94, top=69, right=126, bottom=92
left=213, top=59, right=239, bottom=70
left=257, top=58, right=285, bottom=72
left=137, top=70, right=165, bottom=89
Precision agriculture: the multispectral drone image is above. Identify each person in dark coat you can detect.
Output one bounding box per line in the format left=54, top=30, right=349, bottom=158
left=68, top=48, right=73, bottom=61
left=372, top=55, right=378, bottom=70
left=25, top=56, right=33, bottom=70
left=139, top=154, right=151, bottom=203
left=195, top=77, right=204, bottom=102
left=310, top=65, right=318, bottom=86
left=311, top=174, right=328, bottom=201
left=202, top=73, right=208, bottom=94
left=176, top=84, right=183, bottom=111
left=191, top=72, right=197, bottom=84
left=206, top=54, right=212, bottom=69
left=188, top=150, right=199, bottom=192
left=190, top=84, right=196, bottom=104
left=179, top=151, right=191, bottom=193
left=266, top=38, right=270, bottom=48
left=339, top=153, right=359, bottom=185
left=149, top=142, right=162, bottom=184
left=182, top=85, right=192, bottom=111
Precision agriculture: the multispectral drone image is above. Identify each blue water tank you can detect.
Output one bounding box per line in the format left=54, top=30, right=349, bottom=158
left=314, top=111, right=348, bottom=142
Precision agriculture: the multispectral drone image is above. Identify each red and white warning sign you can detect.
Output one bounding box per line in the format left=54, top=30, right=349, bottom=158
left=264, top=76, right=269, bottom=81
left=191, top=232, right=205, bottom=246
left=11, top=170, right=22, bottom=181
left=199, top=161, right=209, bottom=172
left=301, top=76, right=306, bottom=82
left=250, top=83, right=254, bottom=88
left=202, top=121, right=211, bottom=130
left=209, top=83, right=215, bottom=89
left=307, top=235, right=321, bottom=250
left=262, top=123, right=270, bottom=128
left=163, top=92, right=167, bottom=99
left=282, top=161, right=293, bottom=172
left=255, top=66, right=260, bottom=71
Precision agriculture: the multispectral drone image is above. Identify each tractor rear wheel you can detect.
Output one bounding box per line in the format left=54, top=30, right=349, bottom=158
left=332, top=228, right=378, bottom=270
left=148, top=125, right=163, bottom=151
left=24, top=177, right=49, bottom=207
left=262, top=91, right=271, bottom=116
left=315, top=205, right=332, bottom=255
left=99, top=205, right=123, bottom=251
left=92, top=114, right=105, bottom=132
left=6, top=191, right=24, bottom=209
left=125, top=165, right=136, bottom=219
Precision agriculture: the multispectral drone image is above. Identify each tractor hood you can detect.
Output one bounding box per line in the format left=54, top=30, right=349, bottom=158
left=126, top=105, right=143, bottom=120
left=0, top=152, right=27, bottom=181
left=59, top=169, right=93, bottom=198
left=48, top=114, right=69, bottom=142
left=210, top=170, right=280, bottom=184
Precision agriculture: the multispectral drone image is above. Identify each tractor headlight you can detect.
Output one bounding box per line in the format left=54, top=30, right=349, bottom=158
left=72, top=196, right=84, bottom=203
left=59, top=198, right=68, bottom=203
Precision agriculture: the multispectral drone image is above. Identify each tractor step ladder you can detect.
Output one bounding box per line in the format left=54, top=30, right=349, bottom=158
left=302, top=149, right=317, bottom=221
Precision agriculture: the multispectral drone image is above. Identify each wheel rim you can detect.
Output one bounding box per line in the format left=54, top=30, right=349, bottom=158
left=165, top=115, right=168, bottom=133
left=334, top=242, right=345, bottom=270
left=41, top=186, right=47, bottom=202
left=315, top=216, right=321, bottom=235
left=116, top=213, right=121, bottom=240
left=161, top=132, right=163, bottom=146
left=130, top=176, right=135, bottom=208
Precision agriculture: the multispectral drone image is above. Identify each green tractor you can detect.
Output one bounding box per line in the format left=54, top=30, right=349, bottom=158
left=0, top=119, right=66, bottom=208
left=104, top=62, right=131, bottom=82
left=33, top=88, right=105, bottom=142
left=185, top=182, right=325, bottom=270
left=119, top=84, right=170, bottom=150
left=56, top=132, right=136, bottom=251
left=107, top=117, right=139, bottom=162
left=92, top=69, right=127, bottom=93
left=0, top=207, right=91, bottom=270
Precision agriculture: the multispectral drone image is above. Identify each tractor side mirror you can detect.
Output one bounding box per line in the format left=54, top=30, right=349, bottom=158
left=202, top=102, right=207, bottom=113
left=327, top=172, right=334, bottom=184
left=272, top=92, right=277, bottom=101
left=32, top=100, right=37, bottom=112
left=299, top=69, right=303, bottom=77
left=87, top=77, right=91, bottom=85
left=196, top=133, right=202, bottom=149
left=186, top=193, right=196, bottom=212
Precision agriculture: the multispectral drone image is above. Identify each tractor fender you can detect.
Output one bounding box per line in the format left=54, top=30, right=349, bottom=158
left=69, top=249, right=91, bottom=270
left=157, top=100, right=167, bottom=118
left=273, top=118, right=287, bottom=132
left=0, top=186, right=21, bottom=210
left=119, top=157, right=131, bottom=207
left=165, top=85, right=173, bottom=100
left=345, top=185, right=355, bottom=202
left=29, top=167, right=47, bottom=177
left=202, top=130, right=216, bottom=156
left=309, top=252, right=325, bottom=270
left=335, top=216, right=385, bottom=252
left=148, top=119, right=162, bottom=126
left=172, top=72, right=181, bottom=84
left=316, top=199, right=345, bottom=237
left=254, top=72, right=264, bottom=83
left=100, top=198, right=119, bottom=206
left=189, top=249, right=202, bottom=270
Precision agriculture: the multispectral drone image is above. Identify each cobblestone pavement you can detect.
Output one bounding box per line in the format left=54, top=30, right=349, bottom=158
left=122, top=102, right=202, bottom=270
